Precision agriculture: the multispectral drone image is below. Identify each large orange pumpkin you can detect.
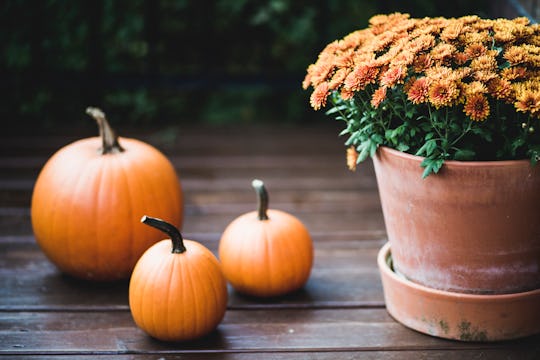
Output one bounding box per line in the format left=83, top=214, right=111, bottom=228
left=218, top=179, right=313, bottom=297
left=31, top=107, right=183, bottom=281
left=129, top=216, right=228, bottom=342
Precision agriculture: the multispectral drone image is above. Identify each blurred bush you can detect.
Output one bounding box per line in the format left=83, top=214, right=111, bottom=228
left=1, top=0, right=491, bottom=130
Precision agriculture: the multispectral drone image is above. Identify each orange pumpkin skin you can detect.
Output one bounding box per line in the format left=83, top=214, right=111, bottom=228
left=219, top=208, right=313, bottom=297
left=31, top=124, right=183, bottom=281
left=129, top=231, right=228, bottom=342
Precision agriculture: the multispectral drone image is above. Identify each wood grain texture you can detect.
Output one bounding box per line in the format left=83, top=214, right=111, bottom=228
left=1, top=124, right=539, bottom=358
left=2, top=309, right=539, bottom=355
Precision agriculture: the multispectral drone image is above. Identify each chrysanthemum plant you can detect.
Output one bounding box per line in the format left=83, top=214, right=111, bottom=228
left=303, top=13, right=540, bottom=177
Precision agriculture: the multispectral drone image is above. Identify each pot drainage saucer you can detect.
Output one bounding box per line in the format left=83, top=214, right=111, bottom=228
left=378, top=242, right=540, bottom=341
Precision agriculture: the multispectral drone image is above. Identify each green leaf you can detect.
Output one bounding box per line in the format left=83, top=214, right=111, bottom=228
left=369, top=141, right=379, bottom=157
left=371, top=133, right=384, bottom=144
left=421, top=157, right=444, bottom=178
left=396, top=143, right=410, bottom=152
left=405, top=108, right=416, bottom=119
left=356, top=136, right=382, bottom=163
left=528, top=144, right=540, bottom=165
left=511, top=138, right=526, bottom=152
left=357, top=142, right=371, bottom=163
left=453, top=149, right=476, bottom=160
left=416, top=139, right=437, bottom=157
left=325, top=106, right=343, bottom=115
left=471, top=126, right=492, bottom=141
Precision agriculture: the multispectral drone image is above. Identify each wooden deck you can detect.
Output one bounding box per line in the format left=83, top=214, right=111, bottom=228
left=1, top=121, right=539, bottom=359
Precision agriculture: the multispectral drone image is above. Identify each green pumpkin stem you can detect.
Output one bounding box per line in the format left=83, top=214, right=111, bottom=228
left=86, top=107, right=125, bottom=155
left=141, top=216, right=186, bottom=254
left=252, top=179, right=269, bottom=220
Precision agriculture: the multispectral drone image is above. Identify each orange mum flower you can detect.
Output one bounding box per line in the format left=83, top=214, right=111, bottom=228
left=341, top=29, right=372, bottom=50
left=475, top=70, right=498, bottom=83
left=407, top=77, right=431, bottom=104
left=371, top=86, right=388, bottom=108
left=430, top=43, right=456, bottom=62
left=404, top=76, right=416, bottom=94
left=440, top=21, right=463, bottom=41
left=425, top=65, right=454, bottom=81
left=391, top=50, right=415, bottom=67
left=487, top=78, right=513, bottom=101
left=464, top=93, right=490, bottom=121
left=465, top=81, right=487, bottom=95
left=461, top=30, right=490, bottom=44
left=310, top=82, right=330, bottom=110
left=340, top=87, right=355, bottom=101
left=370, top=31, right=398, bottom=53
left=344, top=62, right=380, bottom=91
left=413, top=53, right=434, bottom=73
left=515, top=90, right=540, bottom=115
left=328, top=68, right=349, bottom=90
left=429, top=80, right=460, bottom=108
left=504, top=46, right=529, bottom=65
left=494, top=29, right=515, bottom=43
left=409, top=34, right=436, bottom=53
left=369, top=12, right=411, bottom=35
left=502, top=67, right=528, bottom=81
left=380, top=66, right=406, bottom=87
left=470, top=54, right=497, bottom=71
left=464, top=43, right=488, bottom=59
left=346, top=146, right=359, bottom=171
left=453, top=52, right=469, bottom=65
left=311, top=61, right=334, bottom=86
left=302, top=65, right=315, bottom=90
left=335, top=49, right=356, bottom=68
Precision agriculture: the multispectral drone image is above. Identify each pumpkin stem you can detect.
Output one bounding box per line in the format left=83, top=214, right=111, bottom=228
left=141, top=215, right=186, bottom=254
left=86, top=107, right=125, bottom=155
left=252, top=179, right=269, bottom=220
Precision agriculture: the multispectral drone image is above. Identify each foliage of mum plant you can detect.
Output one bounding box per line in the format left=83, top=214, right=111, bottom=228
left=303, top=13, right=540, bottom=177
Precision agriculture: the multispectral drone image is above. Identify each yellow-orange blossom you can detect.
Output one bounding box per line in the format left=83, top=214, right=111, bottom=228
left=303, top=13, right=540, bottom=121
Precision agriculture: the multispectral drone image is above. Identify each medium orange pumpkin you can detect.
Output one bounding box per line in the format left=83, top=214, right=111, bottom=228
left=31, top=107, right=183, bottom=281
left=129, top=216, right=228, bottom=342
left=218, top=179, right=313, bottom=297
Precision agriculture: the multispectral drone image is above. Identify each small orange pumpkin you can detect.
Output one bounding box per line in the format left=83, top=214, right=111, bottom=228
left=31, top=107, right=183, bottom=281
left=218, top=179, right=313, bottom=297
left=129, top=216, right=228, bottom=342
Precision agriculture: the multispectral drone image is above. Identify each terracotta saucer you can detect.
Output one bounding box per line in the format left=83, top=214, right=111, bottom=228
left=378, top=242, right=540, bottom=341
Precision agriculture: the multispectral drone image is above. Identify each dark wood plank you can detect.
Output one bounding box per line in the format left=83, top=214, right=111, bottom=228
left=2, top=309, right=539, bottom=355
left=5, top=351, right=540, bottom=360
left=0, top=179, right=380, bottom=210
left=0, top=213, right=385, bottom=236
left=0, top=158, right=374, bottom=193
left=0, top=123, right=347, bottom=154
left=0, top=237, right=386, bottom=310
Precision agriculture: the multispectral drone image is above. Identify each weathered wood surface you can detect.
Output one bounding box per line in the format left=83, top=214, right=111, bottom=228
left=1, top=123, right=539, bottom=358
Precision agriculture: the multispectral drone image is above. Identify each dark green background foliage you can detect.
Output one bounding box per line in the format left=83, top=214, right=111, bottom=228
left=2, top=0, right=493, bottom=130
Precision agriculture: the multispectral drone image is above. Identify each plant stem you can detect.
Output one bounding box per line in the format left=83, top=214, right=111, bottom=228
left=252, top=179, right=269, bottom=220
left=86, top=107, right=125, bottom=155
left=450, top=120, right=473, bottom=148
left=141, top=216, right=186, bottom=254
left=427, top=105, right=444, bottom=141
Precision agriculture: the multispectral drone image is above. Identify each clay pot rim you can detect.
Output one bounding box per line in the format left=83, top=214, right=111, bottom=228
left=377, top=146, right=531, bottom=168
left=377, top=242, right=540, bottom=302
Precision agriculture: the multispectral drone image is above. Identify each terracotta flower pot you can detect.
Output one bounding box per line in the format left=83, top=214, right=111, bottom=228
left=372, top=146, right=540, bottom=294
